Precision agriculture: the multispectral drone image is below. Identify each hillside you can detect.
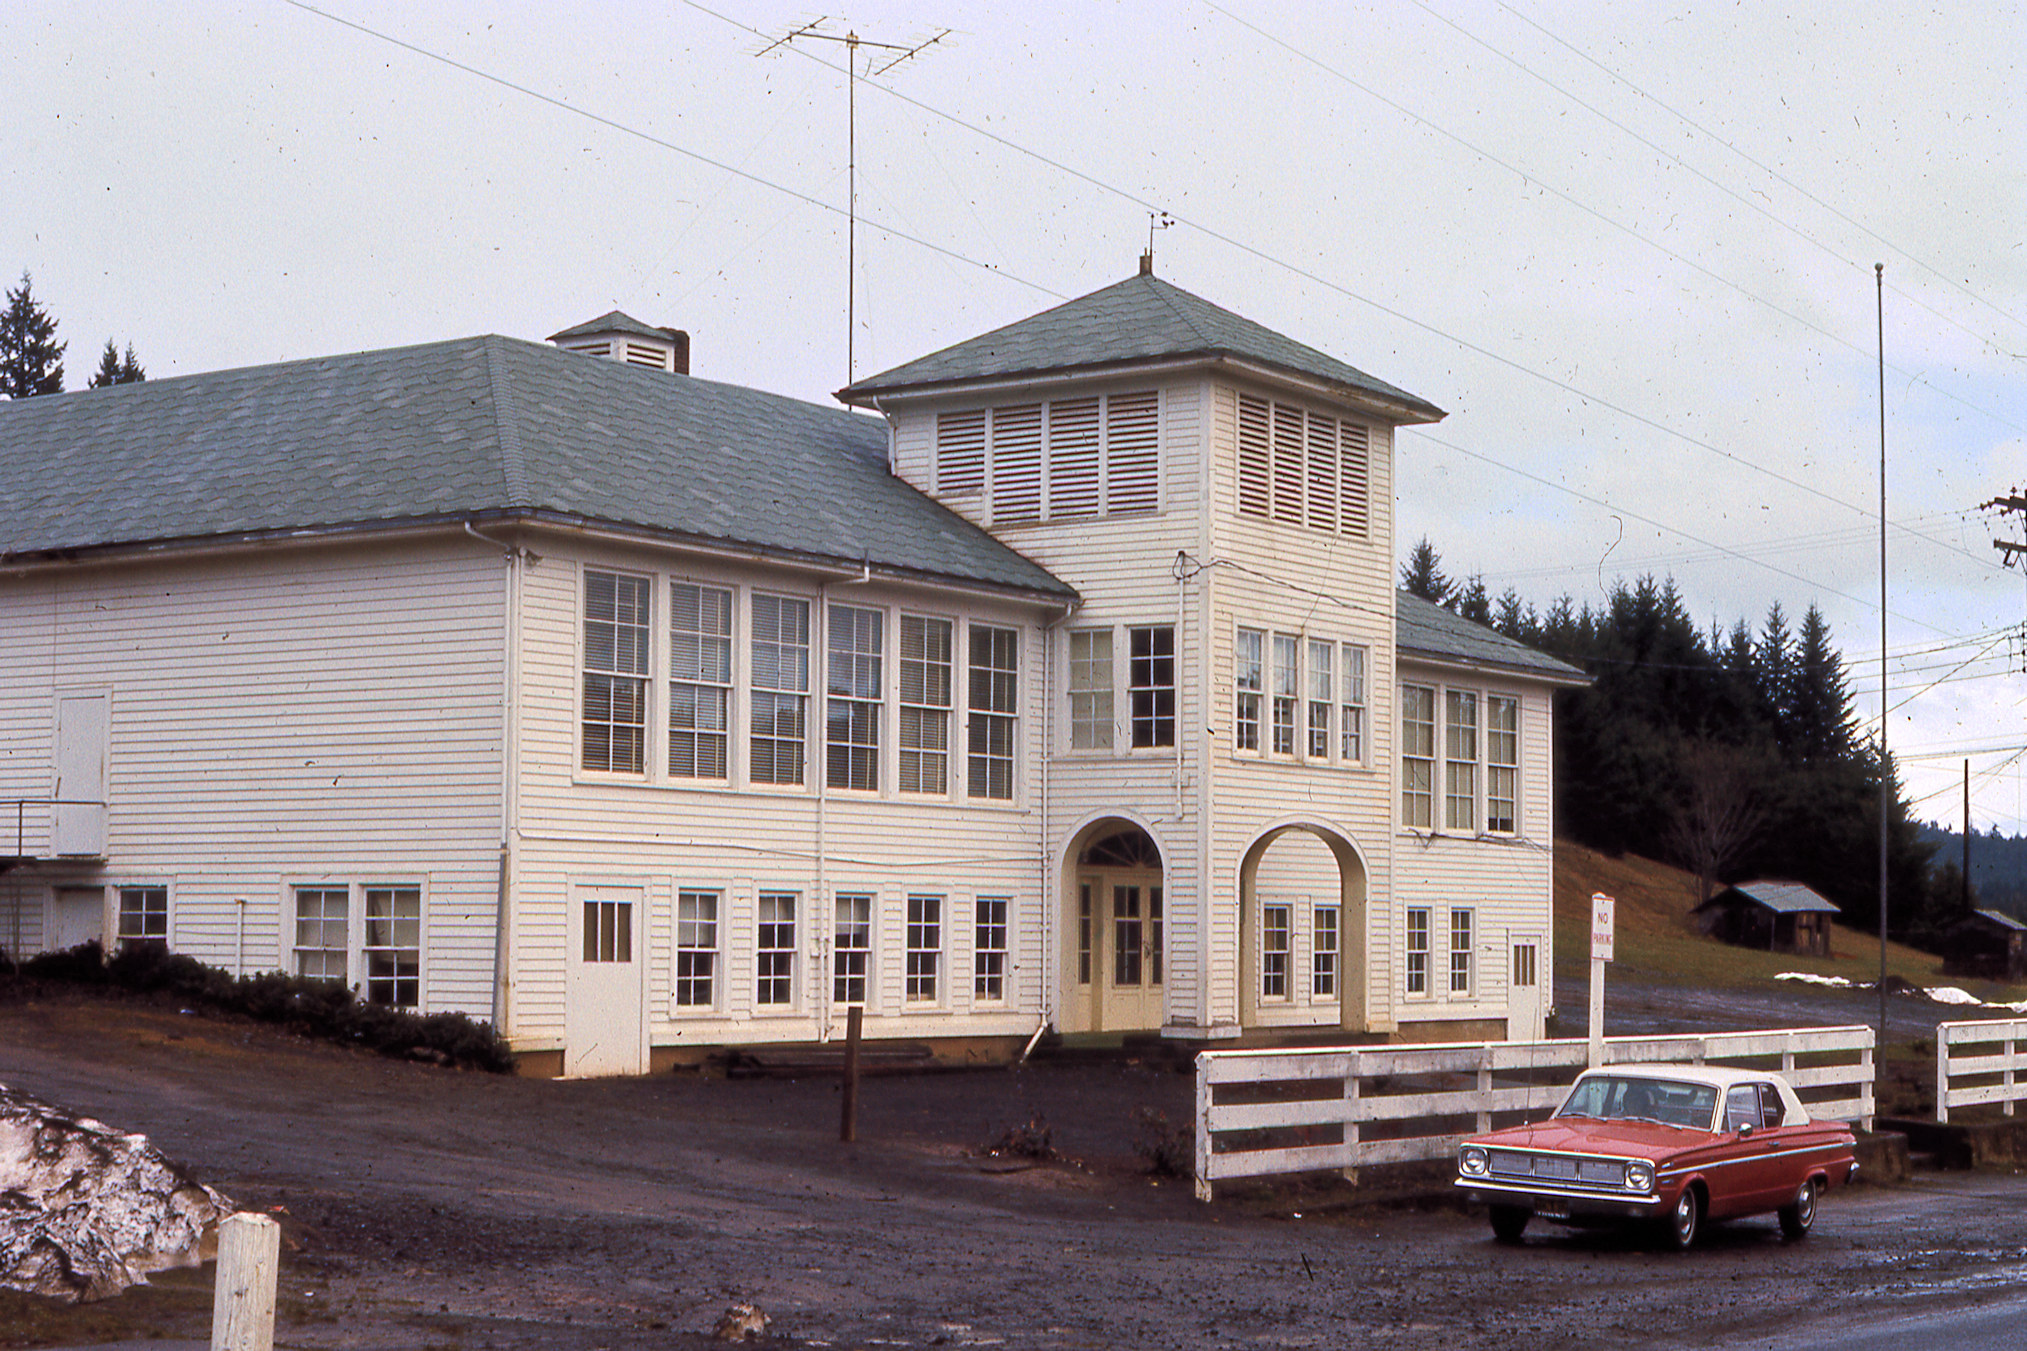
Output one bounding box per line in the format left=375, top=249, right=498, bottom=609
left=1551, top=839, right=2015, bottom=998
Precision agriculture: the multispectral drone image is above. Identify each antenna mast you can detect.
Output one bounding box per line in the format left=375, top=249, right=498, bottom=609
left=757, top=18, right=950, bottom=386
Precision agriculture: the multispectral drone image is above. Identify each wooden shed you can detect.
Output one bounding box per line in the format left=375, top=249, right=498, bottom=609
left=1692, top=880, right=1839, bottom=957
left=1940, top=908, right=2027, bottom=981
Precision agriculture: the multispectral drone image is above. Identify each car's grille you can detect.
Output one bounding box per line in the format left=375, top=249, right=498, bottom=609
left=1489, top=1150, right=1628, bottom=1190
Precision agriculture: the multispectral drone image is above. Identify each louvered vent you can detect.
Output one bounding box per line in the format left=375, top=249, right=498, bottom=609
left=548, top=313, right=691, bottom=375
left=936, top=409, right=986, bottom=496
left=1105, top=391, right=1160, bottom=514
left=1235, top=392, right=1372, bottom=540
left=1046, top=398, right=1101, bottom=519
left=990, top=404, right=1044, bottom=523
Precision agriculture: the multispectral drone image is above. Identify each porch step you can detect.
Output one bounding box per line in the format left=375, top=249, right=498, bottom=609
left=710, top=1041, right=941, bottom=1079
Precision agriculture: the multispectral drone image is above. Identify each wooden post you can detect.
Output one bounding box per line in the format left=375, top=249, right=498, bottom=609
left=1195, top=1052, right=1215, bottom=1202
left=211, top=1212, right=279, bottom=1351
left=1935, top=1029, right=1949, bottom=1125
left=2006, top=1033, right=2017, bottom=1119
left=1338, top=1052, right=1362, bottom=1188
left=839, top=1004, right=862, bottom=1143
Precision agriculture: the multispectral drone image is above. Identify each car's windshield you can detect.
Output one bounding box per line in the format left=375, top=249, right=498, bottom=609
left=1557, top=1076, right=1718, bottom=1129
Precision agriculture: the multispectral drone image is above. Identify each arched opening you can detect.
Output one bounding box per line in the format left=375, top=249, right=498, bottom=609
left=1057, top=820, right=1166, bottom=1034
left=1237, top=824, right=1368, bottom=1033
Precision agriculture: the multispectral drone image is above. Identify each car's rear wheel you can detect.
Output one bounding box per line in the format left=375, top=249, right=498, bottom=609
left=1489, top=1205, right=1530, bottom=1244
left=1778, top=1178, right=1817, bottom=1239
left=1665, top=1186, right=1701, bottom=1251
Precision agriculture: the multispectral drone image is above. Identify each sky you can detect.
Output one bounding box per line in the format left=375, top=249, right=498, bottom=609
left=5, top=1, right=2025, bottom=831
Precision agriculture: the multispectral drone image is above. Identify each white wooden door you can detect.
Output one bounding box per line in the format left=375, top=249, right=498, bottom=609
left=54, top=692, right=108, bottom=856
left=564, top=885, right=647, bottom=1077
left=51, top=887, right=105, bottom=951
left=1506, top=932, right=1544, bottom=1041
left=1099, top=878, right=1164, bottom=1031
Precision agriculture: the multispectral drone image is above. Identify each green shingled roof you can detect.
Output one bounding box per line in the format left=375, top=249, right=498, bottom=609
left=1396, top=591, right=1588, bottom=684
left=0, top=335, right=1073, bottom=600
left=840, top=272, right=1445, bottom=422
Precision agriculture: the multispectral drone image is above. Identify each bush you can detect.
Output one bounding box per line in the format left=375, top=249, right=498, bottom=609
left=980, top=1113, right=1057, bottom=1161
left=5, top=941, right=514, bottom=1072
left=1130, top=1106, right=1192, bottom=1178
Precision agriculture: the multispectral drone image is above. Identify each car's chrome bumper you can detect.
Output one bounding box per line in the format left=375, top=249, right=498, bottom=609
left=1456, top=1176, right=1663, bottom=1216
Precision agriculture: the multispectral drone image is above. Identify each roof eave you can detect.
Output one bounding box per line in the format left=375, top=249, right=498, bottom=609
left=1396, top=646, right=1592, bottom=688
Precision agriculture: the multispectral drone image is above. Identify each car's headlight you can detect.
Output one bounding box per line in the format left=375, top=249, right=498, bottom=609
left=1459, top=1146, right=1489, bottom=1177
left=1624, top=1161, right=1656, bottom=1193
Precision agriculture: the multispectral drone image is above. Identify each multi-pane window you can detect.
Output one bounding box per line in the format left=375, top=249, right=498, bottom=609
left=1076, top=884, right=1093, bottom=985
left=751, top=594, right=809, bottom=786
left=1234, top=628, right=1263, bottom=751
left=899, top=615, right=952, bottom=794
left=757, top=892, right=796, bottom=1007
left=1487, top=695, right=1519, bottom=833
left=827, top=604, right=884, bottom=791
left=968, top=625, right=1018, bottom=799
left=1271, top=634, right=1299, bottom=754
left=1340, top=644, right=1368, bottom=762
left=582, top=893, right=632, bottom=964
left=1234, top=392, right=1372, bottom=538
left=906, top=895, right=942, bottom=1002
left=1307, top=639, right=1334, bottom=758
left=1312, top=904, right=1339, bottom=998
left=833, top=893, right=872, bottom=1005
left=669, top=582, right=732, bottom=779
left=117, top=886, right=167, bottom=950
left=1261, top=903, right=1291, bottom=1000
left=363, top=886, right=421, bottom=1008
left=1405, top=907, right=1430, bottom=996
left=974, top=897, right=1009, bottom=1001
left=1069, top=630, right=1114, bottom=750
left=1129, top=626, right=1176, bottom=748
left=583, top=571, right=650, bottom=773
left=1445, top=691, right=1479, bottom=831
left=294, top=887, right=349, bottom=983
left=1401, top=685, right=1436, bottom=828
left=1450, top=908, right=1474, bottom=995
left=675, top=890, right=718, bottom=1008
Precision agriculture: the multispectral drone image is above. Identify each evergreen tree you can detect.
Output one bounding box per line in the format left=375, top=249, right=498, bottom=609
left=88, top=338, right=145, bottom=388
left=1755, top=603, right=1795, bottom=750
left=1456, top=575, right=1491, bottom=624
left=1399, top=537, right=1452, bottom=605
left=1493, top=588, right=1532, bottom=643
left=0, top=271, right=65, bottom=398
left=1790, top=605, right=1855, bottom=761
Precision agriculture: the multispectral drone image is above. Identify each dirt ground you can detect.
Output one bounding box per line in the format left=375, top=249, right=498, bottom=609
left=6, top=986, right=2027, bottom=1350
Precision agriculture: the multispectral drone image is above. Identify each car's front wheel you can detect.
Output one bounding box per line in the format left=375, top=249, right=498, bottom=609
left=1489, top=1205, right=1530, bottom=1244
left=1778, top=1178, right=1817, bottom=1239
left=1665, top=1186, right=1701, bottom=1251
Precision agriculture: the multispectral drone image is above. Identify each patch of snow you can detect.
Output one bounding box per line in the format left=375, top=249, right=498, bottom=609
left=1774, top=972, right=1852, bottom=987
left=1924, top=986, right=1987, bottom=1006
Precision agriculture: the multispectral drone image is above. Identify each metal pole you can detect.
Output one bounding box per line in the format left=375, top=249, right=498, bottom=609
left=1877, top=262, right=1889, bottom=1053
left=846, top=31, right=857, bottom=387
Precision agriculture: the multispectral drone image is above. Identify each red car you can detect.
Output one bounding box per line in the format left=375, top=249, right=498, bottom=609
left=1454, top=1064, right=1859, bottom=1249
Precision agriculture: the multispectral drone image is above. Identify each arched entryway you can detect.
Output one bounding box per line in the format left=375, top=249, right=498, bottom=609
left=1057, top=820, right=1165, bottom=1034
left=1237, top=824, right=1368, bottom=1033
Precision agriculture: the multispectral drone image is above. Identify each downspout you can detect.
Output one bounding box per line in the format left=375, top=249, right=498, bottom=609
left=1040, top=597, right=1080, bottom=1037
left=464, top=520, right=529, bottom=1035
left=815, top=581, right=830, bottom=1040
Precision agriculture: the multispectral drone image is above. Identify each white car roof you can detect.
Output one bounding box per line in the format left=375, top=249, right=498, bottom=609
left=1574, top=1063, right=1811, bottom=1123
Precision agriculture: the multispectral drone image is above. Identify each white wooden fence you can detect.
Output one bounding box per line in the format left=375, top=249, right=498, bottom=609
left=1193, top=1026, right=1875, bottom=1201
left=1935, top=1017, right=2027, bottom=1123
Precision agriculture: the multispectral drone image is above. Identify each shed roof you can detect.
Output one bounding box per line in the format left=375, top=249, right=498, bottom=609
left=1966, top=908, right=2027, bottom=933
left=0, top=334, right=1073, bottom=600
left=839, top=272, right=1446, bottom=422
left=1395, top=591, right=1589, bottom=685
left=1698, top=881, right=1842, bottom=916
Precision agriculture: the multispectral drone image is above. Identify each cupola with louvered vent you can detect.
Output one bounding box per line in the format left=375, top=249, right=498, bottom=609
left=547, top=310, right=691, bottom=375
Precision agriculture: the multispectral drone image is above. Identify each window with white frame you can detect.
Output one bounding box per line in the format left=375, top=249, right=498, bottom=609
left=1271, top=634, right=1298, bottom=754
left=1405, top=906, right=1430, bottom=996
left=906, top=895, right=942, bottom=1002
left=833, top=893, right=872, bottom=1005
left=293, top=886, right=349, bottom=983
left=756, top=892, right=796, bottom=1008
left=827, top=604, right=883, bottom=791
left=675, top=890, right=719, bottom=1008
left=1450, top=907, right=1474, bottom=996
left=582, top=894, right=631, bottom=965
left=1234, top=391, right=1372, bottom=538
left=1129, top=626, right=1176, bottom=748
left=968, top=625, right=1018, bottom=799
left=1487, top=695, right=1519, bottom=833
left=117, top=886, right=167, bottom=950
left=1261, top=903, right=1291, bottom=1000
left=1401, top=685, right=1435, bottom=828
left=1312, top=904, right=1339, bottom=997
left=1340, top=644, right=1368, bottom=762
left=1234, top=628, right=1263, bottom=751
left=1445, top=691, right=1479, bottom=831
left=974, top=897, right=1009, bottom=1001
left=1069, top=630, right=1114, bottom=750
left=1076, top=883, right=1093, bottom=985
left=899, top=615, right=952, bottom=795
left=583, top=570, right=650, bottom=773
left=751, top=594, right=810, bottom=786
left=670, top=582, right=732, bottom=779
left=363, top=886, right=421, bottom=1008
left=1307, top=639, right=1333, bottom=758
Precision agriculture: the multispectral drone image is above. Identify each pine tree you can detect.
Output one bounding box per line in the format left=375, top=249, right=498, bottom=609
left=1399, top=537, right=1451, bottom=605
left=1456, top=575, right=1491, bottom=623
left=0, top=272, right=65, bottom=398
left=1790, top=605, right=1855, bottom=761
left=88, top=338, right=145, bottom=388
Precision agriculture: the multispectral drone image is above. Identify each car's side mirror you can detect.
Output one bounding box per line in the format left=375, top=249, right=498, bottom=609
left=1736, top=1122, right=1755, bottom=1139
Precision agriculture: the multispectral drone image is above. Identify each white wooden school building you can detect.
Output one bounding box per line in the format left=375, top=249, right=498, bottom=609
left=0, top=265, right=1584, bottom=1074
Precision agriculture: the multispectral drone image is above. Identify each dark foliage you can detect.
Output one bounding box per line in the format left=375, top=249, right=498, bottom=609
left=3, top=941, right=514, bottom=1072
left=88, top=338, right=145, bottom=387
left=0, top=271, right=65, bottom=398
left=980, top=1113, right=1058, bottom=1161
left=1130, top=1106, right=1192, bottom=1178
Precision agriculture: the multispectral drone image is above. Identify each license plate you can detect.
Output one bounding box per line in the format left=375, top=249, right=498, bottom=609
left=1535, top=1200, right=1570, bottom=1219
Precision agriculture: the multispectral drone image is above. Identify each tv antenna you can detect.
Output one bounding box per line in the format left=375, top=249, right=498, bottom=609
left=757, top=17, right=952, bottom=386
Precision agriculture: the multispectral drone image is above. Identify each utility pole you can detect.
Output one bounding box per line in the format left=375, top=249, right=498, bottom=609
left=757, top=18, right=950, bottom=387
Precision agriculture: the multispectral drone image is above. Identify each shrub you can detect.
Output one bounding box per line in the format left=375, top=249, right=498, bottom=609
left=980, top=1113, right=1057, bottom=1161
left=1130, top=1106, right=1192, bottom=1178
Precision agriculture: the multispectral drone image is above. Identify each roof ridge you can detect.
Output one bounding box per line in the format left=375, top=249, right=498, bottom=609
left=1139, top=274, right=1220, bottom=348
left=484, top=336, right=532, bottom=508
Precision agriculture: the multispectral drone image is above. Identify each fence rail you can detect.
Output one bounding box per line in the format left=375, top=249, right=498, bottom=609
left=1193, top=1025, right=1876, bottom=1201
left=1936, top=1017, right=2027, bottom=1123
